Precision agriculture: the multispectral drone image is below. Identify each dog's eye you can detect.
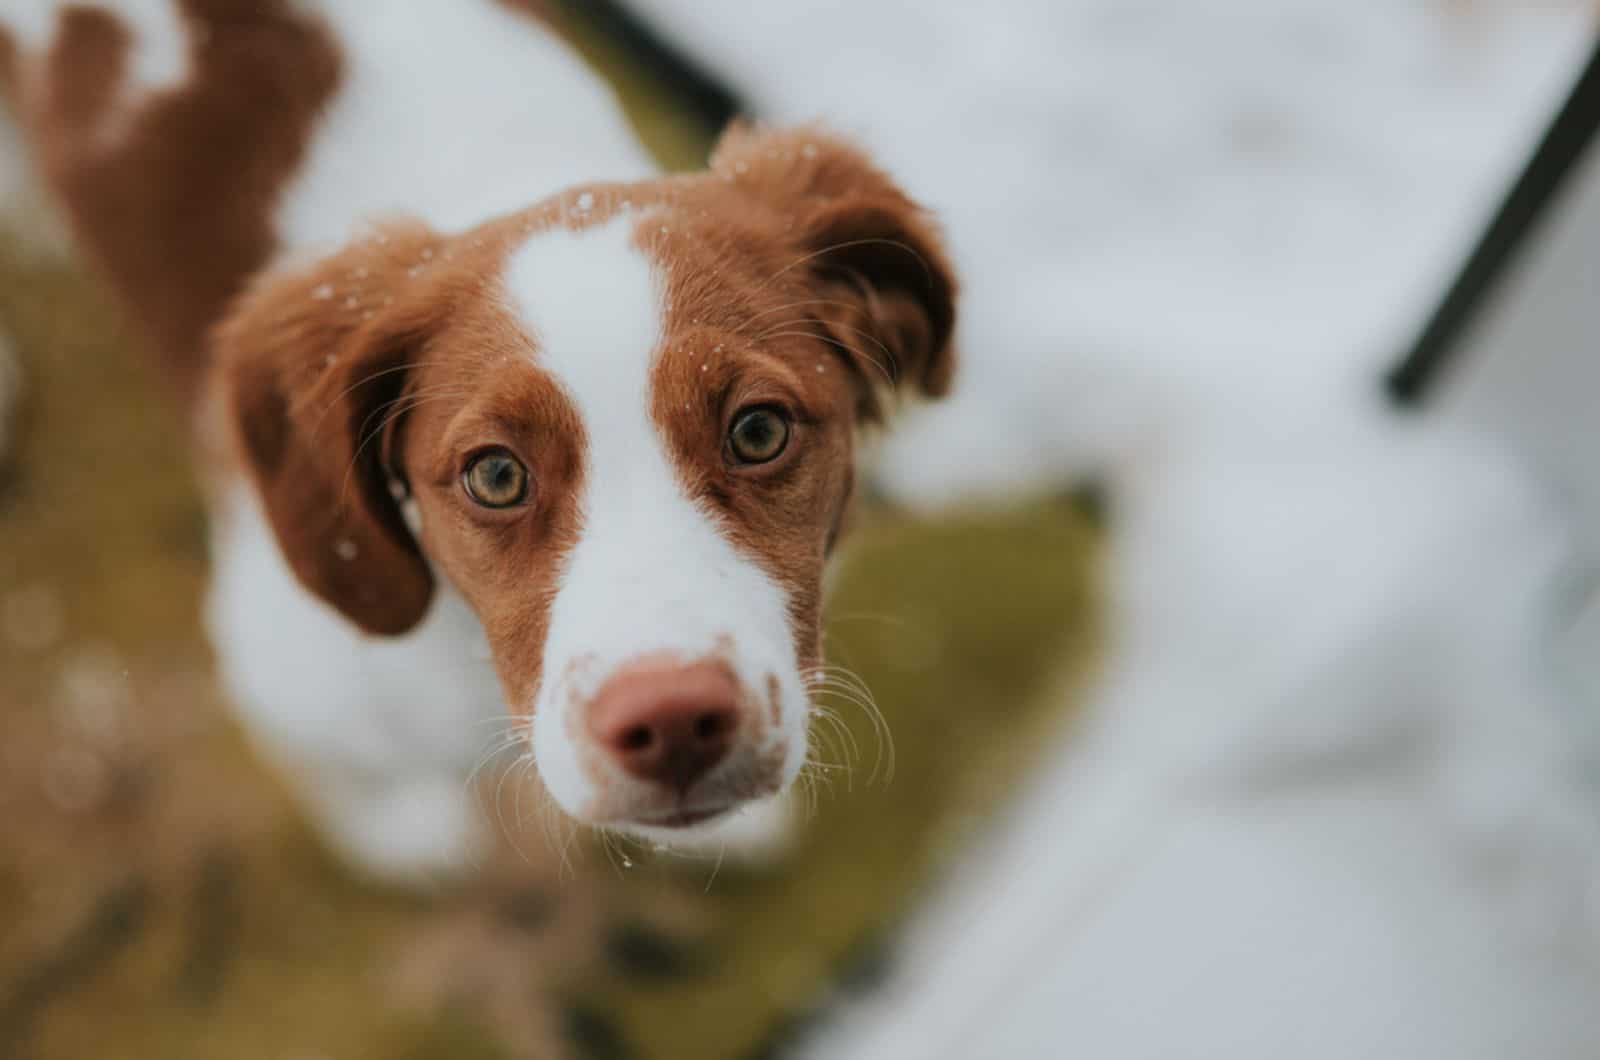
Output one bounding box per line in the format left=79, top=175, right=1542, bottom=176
left=727, top=406, right=790, bottom=465
left=462, top=449, right=529, bottom=508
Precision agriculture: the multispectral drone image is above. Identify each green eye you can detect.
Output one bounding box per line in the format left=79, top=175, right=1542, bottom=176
left=463, top=449, right=529, bottom=508
left=728, top=406, right=790, bottom=465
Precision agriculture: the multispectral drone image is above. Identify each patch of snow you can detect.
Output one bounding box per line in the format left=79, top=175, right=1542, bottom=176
left=799, top=407, right=1600, bottom=1058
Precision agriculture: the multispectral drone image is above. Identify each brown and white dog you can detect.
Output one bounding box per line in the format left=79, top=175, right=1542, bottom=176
left=0, top=0, right=955, bottom=880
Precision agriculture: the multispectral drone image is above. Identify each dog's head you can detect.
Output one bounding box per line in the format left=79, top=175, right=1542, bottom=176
left=213, top=127, right=956, bottom=834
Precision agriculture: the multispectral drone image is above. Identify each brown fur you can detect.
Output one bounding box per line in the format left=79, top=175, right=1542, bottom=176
left=214, top=220, right=458, bottom=635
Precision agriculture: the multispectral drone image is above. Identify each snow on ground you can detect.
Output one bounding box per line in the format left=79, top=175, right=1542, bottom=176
left=797, top=404, right=1600, bottom=1058
left=622, top=1, right=1600, bottom=1056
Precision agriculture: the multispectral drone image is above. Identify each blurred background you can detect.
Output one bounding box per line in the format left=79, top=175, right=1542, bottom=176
left=2, top=2, right=1598, bottom=1058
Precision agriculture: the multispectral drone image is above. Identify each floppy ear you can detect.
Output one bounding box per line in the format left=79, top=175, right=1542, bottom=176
left=212, top=221, right=445, bottom=636
left=711, top=125, right=958, bottom=419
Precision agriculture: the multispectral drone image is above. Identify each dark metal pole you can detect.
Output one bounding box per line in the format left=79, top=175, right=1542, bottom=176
left=557, top=0, right=746, bottom=140
left=1387, top=37, right=1600, bottom=407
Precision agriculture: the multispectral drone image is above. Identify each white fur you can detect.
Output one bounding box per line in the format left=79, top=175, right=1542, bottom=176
left=506, top=218, right=808, bottom=827
left=278, top=0, right=655, bottom=243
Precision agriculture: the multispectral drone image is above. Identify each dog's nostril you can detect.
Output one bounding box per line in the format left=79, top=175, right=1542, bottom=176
left=693, top=710, right=731, bottom=743
left=620, top=725, right=655, bottom=752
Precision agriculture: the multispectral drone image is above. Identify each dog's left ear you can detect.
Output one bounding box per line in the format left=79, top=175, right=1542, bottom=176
left=711, top=125, right=958, bottom=418
left=211, top=221, right=446, bottom=636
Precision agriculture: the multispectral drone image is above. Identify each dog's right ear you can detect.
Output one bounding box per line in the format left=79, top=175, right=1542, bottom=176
left=212, top=221, right=446, bottom=636
left=710, top=125, right=958, bottom=421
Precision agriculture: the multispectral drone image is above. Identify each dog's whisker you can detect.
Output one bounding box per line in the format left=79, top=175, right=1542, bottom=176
left=500, top=752, right=543, bottom=867
left=739, top=295, right=865, bottom=327
left=337, top=389, right=468, bottom=511
left=809, top=704, right=862, bottom=781
left=761, top=329, right=894, bottom=387
left=491, top=746, right=535, bottom=858
left=753, top=317, right=897, bottom=371
left=760, top=236, right=934, bottom=290
left=464, top=728, right=526, bottom=797
left=531, top=781, right=574, bottom=877
left=703, top=843, right=728, bottom=893
left=803, top=663, right=895, bottom=786
left=468, top=712, right=534, bottom=728
left=301, top=361, right=422, bottom=433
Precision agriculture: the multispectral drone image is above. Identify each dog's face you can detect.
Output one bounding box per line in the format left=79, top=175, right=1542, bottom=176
left=214, top=128, right=955, bottom=833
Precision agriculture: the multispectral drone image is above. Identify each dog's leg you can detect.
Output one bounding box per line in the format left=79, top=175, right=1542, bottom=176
left=205, top=484, right=505, bottom=885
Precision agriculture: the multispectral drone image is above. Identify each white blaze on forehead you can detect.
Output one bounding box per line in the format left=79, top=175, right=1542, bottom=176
left=504, top=217, right=806, bottom=819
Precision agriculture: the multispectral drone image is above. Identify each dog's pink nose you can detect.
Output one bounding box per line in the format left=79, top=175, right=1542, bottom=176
left=589, top=660, right=741, bottom=792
